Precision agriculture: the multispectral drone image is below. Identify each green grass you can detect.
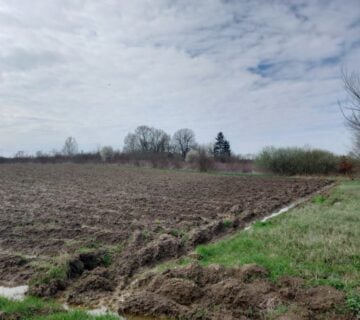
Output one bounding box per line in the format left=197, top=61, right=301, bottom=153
left=222, top=219, right=233, bottom=228
left=30, top=257, right=69, bottom=286
left=312, top=194, right=327, bottom=204
left=34, top=311, right=119, bottom=320
left=346, top=292, right=360, bottom=318
left=0, top=296, right=119, bottom=320
left=197, top=180, right=360, bottom=291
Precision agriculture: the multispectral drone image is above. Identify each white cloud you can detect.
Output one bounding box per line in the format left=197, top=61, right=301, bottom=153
left=0, top=0, right=359, bottom=156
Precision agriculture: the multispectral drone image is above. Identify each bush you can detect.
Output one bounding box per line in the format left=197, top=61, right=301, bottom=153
left=186, top=147, right=214, bottom=172
left=256, top=146, right=339, bottom=175
left=100, top=146, right=114, bottom=162
left=338, top=156, right=353, bottom=175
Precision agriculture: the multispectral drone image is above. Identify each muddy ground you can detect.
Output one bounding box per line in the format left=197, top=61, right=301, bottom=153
left=0, top=164, right=340, bottom=319
left=118, top=263, right=350, bottom=320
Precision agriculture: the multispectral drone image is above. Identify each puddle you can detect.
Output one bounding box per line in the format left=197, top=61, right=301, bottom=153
left=244, top=203, right=295, bottom=231
left=86, top=307, right=155, bottom=320
left=244, top=182, right=335, bottom=231
left=87, top=306, right=123, bottom=318
left=0, top=285, right=28, bottom=300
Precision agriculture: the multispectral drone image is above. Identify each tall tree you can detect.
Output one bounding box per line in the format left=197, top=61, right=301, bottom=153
left=123, top=126, right=171, bottom=154
left=62, top=137, right=78, bottom=156
left=223, top=140, right=231, bottom=157
left=150, top=128, right=171, bottom=153
left=172, top=128, right=196, bottom=160
left=340, top=71, right=360, bottom=157
left=213, top=132, right=231, bottom=161
left=213, top=132, right=225, bottom=158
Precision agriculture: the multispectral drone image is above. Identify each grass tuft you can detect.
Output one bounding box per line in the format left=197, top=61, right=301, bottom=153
left=346, top=292, right=360, bottom=319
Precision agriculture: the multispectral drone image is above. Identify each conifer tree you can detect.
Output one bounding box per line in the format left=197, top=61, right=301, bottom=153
left=213, top=132, right=231, bottom=161
left=223, top=140, right=231, bottom=157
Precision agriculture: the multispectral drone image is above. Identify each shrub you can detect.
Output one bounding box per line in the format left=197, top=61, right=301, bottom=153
left=256, top=146, right=339, bottom=175
left=338, top=156, right=354, bottom=175
left=186, top=147, right=214, bottom=172
left=100, top=146, right=114, bottom=162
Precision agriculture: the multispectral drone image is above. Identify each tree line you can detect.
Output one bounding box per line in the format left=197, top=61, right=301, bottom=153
left=7, top=128, right=233, bottom=164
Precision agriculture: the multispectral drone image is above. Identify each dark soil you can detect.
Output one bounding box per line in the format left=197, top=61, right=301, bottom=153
left=118, top=263, right=351, bottom=320
left=0, top=164, right=334, bottom=315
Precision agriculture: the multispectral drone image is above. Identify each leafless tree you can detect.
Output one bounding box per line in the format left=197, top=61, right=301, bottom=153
left=172, top=128, right=196, bottom=160
left=14, top=150, right=26, bottom=158
left=340, top=70, right=360, bottom=157
left=135, top=125, right=153, bottom=152
left=350, top=131, right=360, bottom=159
left=123, top=133, right=139, bottom=153
left=150, top=128, right=171, bottom=153
left=62, top=136, right=78, bottom=156
left=123, top=126, right=170, bottom=153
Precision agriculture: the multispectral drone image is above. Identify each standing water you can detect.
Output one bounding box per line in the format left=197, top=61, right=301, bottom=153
left=0, top=285, right=28, bottom=300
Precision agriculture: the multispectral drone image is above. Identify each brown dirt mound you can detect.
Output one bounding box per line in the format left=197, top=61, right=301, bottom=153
left=118, top=234, right=184, bottom=278
left=67, top=268, right=115, bottom=305
left=0, top=254, right=33, bottom=286
left=118, top=263, right=349, bottom=320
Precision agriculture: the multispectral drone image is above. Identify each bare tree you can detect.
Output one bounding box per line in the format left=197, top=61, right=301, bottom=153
left=350, top=131, right=360, bottom=158
left=62, top=137, right=78, bottom=156
left=150, top=128, right=171, bottom=153
left=340, top=71, right=360, bottom=157
left=123, top=133, right=139, bottom=153
left=123, top=126, right=171, bottom=154
left=172, top=128, right=196, bottom=160
left=14, top=150, right=26, bottom=158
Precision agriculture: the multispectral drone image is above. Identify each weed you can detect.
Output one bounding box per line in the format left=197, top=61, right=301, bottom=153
left=312, top=194, right=327, bottom=204
left=346, top=292, right=360, bottom=318
left=30, top=258, right=69, bottom=285
left=108, top=242, right=124, bottom=255
left=78, top=240, right=103, bottom=253
left=169, top=228, right=188, bottom=241
left=222, top=220, right=232, bottom=228
left=102, top=253, right=112, bottom=268
left=265, top=304, right=288, bottom=319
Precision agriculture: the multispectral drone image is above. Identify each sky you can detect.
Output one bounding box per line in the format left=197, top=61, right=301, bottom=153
left=0, top=0, right=360, bottom=157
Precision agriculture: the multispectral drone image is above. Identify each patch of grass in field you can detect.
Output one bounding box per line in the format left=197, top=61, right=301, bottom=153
left=197, top=180, right=360, bottom=292
left=222, top=219, right=233, bottom=228
left=77, top=242, right=124, bottom=267
left=0, top=296, right=119, bottom=320
left=264, top=304, right=288, bottom=319
left=30, top=257, right=69, bottom=285
left=0, top=296, right=60, bottom=317
left=346, top=292, right=360, bottom=318
left=34, top=311, right=119, bottom=320
left=312, top=194, right=327, bottom=204
left=156, top=257, right=193, bottom=272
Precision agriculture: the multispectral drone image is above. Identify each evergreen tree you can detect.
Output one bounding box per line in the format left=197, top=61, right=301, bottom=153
left=213, top=132, right=231, bottom=161
left=223, top=140, right=231, bottom=157
left=214, top=132, right=225, bottom=158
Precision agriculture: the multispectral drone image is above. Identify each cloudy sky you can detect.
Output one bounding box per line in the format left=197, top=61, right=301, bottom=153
left=0, top=0, right=359, bottom=156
